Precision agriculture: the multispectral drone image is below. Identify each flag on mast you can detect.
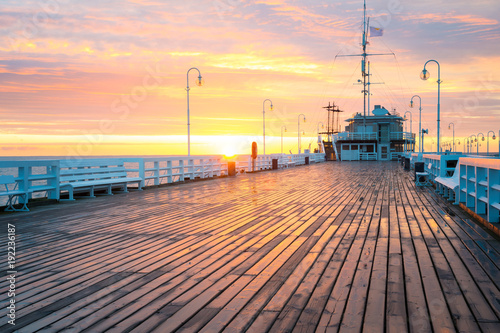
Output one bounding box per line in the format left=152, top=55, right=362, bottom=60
left=369, top=26, right=383, bottom=37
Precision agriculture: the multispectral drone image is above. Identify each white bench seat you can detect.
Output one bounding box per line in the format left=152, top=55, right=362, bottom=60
left=435, top=163, right=460, bottom=204
left=59, top=160, right=142, bottom=201
left=0, top=175, right=29, bottom=212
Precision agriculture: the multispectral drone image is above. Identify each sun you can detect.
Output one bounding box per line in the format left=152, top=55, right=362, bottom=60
left=222, top=147, right=236, bottom=158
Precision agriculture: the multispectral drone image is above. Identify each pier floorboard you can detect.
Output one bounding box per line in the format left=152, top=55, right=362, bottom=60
left=1, top=161, right=499, bottom=332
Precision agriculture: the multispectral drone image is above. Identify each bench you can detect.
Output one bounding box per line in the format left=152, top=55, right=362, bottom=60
left=435, top=163, right=460, bottom=204
left=59, top=160, right=142, bottom=201
left=0, top=175, right=29, bottom=211
left=415, top=163, right=432, bottom=187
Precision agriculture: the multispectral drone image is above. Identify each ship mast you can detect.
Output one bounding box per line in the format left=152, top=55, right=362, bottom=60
left=336, top=0, right=393, bottom=121
left=362, top=0, right=368, bottom=118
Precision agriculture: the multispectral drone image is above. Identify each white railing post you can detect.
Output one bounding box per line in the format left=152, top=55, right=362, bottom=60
left=167, top=160, right=173, bottom=183
left=153, top=161, right=159, bottom=186
left=179, top=160, right=185, bottom=181
left=48, top=162, right=60, bottom=200
left=186, top=158, right=192, bottom=179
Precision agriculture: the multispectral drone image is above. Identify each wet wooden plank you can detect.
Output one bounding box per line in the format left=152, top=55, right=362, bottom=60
left=0, top=162, right=499, bottom=332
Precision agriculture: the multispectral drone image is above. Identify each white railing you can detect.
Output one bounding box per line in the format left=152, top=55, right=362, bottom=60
left=390, top=132, right=416, bottom=141
left=414, top=155, right=500, bottom=224
left=360, top=153, right=377, bottom=160
left=122, top=156, right=228, bottom=187
left=0, top=154, right=326, bottom=208
left=0, top=160, right=60, bottom=204
left=233, top=153, right=325, bottom=172
left=337, top=132, right=377, bottom=141
left=336, top=131, right=416, bottom=141
left=420, top=154, right=463, bottom=181
left=458, top=157, right=500, bottom=223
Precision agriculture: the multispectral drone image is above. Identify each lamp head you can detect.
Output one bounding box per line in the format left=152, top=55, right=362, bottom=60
left=493, top=134, right=497, bottom=140
left=420, top=68, right=430, bottom=80
left=482, top=136, right=485, bottom=141
left=270, top=104, right=273, bottom=111
left=303, top=117, right=306, bottom=123
left=448, top=125, right=450, bottom=130
left=409, top=100, right=413, bottom=108
left=196, top=75, right=204, bottom=86
left=475, top=138, right=477, bottom=142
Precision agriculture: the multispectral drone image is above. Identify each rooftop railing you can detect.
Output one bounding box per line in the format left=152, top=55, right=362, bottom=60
left=336, top=131, right=415, bottom=141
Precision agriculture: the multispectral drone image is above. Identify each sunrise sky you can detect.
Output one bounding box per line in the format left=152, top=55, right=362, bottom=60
left=1, top=0, right=499, bottom=156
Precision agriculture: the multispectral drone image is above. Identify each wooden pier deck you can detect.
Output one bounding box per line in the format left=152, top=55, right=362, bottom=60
left=1, top=161, right=499, bottom=332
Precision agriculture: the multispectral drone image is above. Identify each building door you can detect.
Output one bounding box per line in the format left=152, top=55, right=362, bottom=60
left=379, top=124, right=390, bottom=143
left=380, top=144, right=389, bottom=160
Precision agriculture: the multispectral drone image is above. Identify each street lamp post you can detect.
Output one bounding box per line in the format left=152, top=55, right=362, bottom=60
left=317, top=122, right=324, bottom=154
left=448, top=122, right=455, bottom=152
left=477, top=133, right=485, bottom=155
left=262, top=99, right=273, bottom=155
left=410, top=95, right=422, bottom=153
left=186, top=67, right=203, bottom=156
left=420, top=60, right=441, bottom=154
left=468, top=135, right=477, bottom=154
left=317, top=122, right=324, bottom=135
left=487, top=130, right=497, bottom=155
left=298, top=114, right=306, bottom=154
left=454, top=139, right=461, bottom=153
left=404, top=111, right=412, bottom=153
left=281, top=126, right=287, bottom=154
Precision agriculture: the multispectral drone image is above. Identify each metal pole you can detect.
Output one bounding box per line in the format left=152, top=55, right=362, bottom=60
left=437, top=63, right=441, bottom=154
left=186, top=67, right=202, bottom=156
left=477, top=133, right=484, bottom=155
left=404, top=111, right=412, bottom=154
left=187, top=77, right=190, bottom=156
left=281, top=126, right=287, bottom=155
left=487, top=130, right=495, bottom=155
left=411, top=96, right=422, bottom=153
left=410, top=114, right=413, bottom=151
left=404, top=119, right=407, bottom=155
left=452, top=125, right=455, bottom=152
left=468, top=135, right=476, bottom=154
left=421, top=60, right=441, bottom=154
left=298, top=118, right=300, bottom=154
left=263, top=99, right=273, bottom=155
left=448, top=122, right=455, bottom=152
left=298, top=114, right=306, bottom=154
